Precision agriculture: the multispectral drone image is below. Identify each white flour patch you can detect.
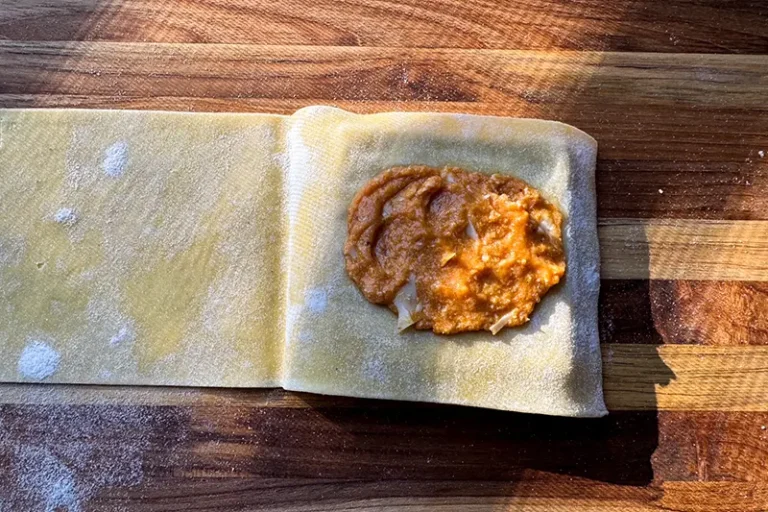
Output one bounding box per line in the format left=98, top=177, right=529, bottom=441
left=759, top=150, right=765, bottom=158
left=66, top=163, right=84, bottom=191
left=363, top=357, right=386, bottom=382
left=109, top=324, right=135, bottom=346
left=458, top=115, right=483, bottom=139
left=0, top=236, right=25, bottom=267
left=102, top=141, right=128, bottom=177
left=305, top=288, right=328, bottom=314
left=18, top=340, right=61, bottom=380
left=52, top=207, right=78, bottom=226
left=273, top=151, right=289, bottom=170
left=297, top=330, right=314, bottom=346
left=12, top=446, right=81, bottom=512
left=1, top=402, right=190, bottom=511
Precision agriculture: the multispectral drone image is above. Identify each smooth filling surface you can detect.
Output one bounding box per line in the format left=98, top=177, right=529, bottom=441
left=344, top=166, right=566, bottom=335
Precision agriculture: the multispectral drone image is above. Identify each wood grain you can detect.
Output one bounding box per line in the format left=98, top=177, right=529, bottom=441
left=3, top=396, right=768, bottom=485
left=3, top=398, right=768, bottom=511
left=1, top=43, right=766, bottom=221
left=1, top=0, right=768, bottom=53
left=654, top=413, right=768, bottom=483
left=601, top=280, right=768, bottom=345
left=604, top=344, right=768, bottom=411
left=1, top=1, right=767, bottom=510
left=2, top=44, right=766, bottom=110
left=597, top=160, right=768, bottom=221
left=78, top=482, right=768, bottom=512
left=599, top=219, right=768, bottom=280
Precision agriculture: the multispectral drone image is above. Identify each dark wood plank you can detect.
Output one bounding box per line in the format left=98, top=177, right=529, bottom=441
left=3, top=400, right=768, bottom=511
left=601, top=280, right=663, bottom=345
left=601, top=280, right=768, bottom=345
left=0, top=44, right=767, bottom=220
left=85, top=481, right=768, bottom=512
left=0, top=403, right=660, bottom=488
left=598, top=160, right=767, bottom=221
left=1, top=0, right=768, bottom=53
left=652, top=281, right=768, bottom=346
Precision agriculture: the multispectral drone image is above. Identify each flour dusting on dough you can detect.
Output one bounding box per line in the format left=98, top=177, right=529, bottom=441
left=362, top=357, right=387, bottom=383
left=52, top=208, right=78, bottom=226
left=18, top=340, right=60, bottom=380
left=0, top=236, right=25, bottom=267
left=281, top=106, right=605, bottom=417
left=109, top=324, right=134, bottom=346
left=305, top=288, right=328, bottom=314
left=0, top=111, right=286, bottom=388
left=102, top=141, right=128, bottom=177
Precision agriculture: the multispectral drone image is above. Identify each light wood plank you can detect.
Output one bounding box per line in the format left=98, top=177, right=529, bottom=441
left=605, top=344, right=768, bottom=411
left=600, top=219, right=768, bottom=280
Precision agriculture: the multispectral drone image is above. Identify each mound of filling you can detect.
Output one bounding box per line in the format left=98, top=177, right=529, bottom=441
left=344, top=166, right=566, bottom=335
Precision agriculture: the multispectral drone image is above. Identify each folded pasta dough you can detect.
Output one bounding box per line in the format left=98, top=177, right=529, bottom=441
left=282, top=107, right=605, bottom=417
left=0, top=106, right=605, bottom=417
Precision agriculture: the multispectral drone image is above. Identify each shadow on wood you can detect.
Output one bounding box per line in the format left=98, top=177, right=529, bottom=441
left=297, top=391, right=674, bottom=486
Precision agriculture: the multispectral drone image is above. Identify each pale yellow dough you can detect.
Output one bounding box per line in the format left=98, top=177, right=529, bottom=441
left=0, top=106, right=605, bottom=417
left=0, top=110, right=286, bottom=387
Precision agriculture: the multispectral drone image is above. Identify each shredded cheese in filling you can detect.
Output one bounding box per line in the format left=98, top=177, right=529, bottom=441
left=345, top=166, right=565, bottom=335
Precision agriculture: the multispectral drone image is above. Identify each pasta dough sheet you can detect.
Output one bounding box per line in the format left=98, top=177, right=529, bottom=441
left=283, top=107, right=605, bottom=417
left=0, top=110, right=286, bottom=387
left=0, top=106, right=605, bottom=417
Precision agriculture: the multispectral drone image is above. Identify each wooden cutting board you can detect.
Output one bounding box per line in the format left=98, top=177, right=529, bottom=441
left=1, top=1, right=768, bottom=510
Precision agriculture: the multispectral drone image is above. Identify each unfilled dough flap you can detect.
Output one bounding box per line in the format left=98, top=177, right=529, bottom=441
left=0, top=109, right=287, bottom=387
